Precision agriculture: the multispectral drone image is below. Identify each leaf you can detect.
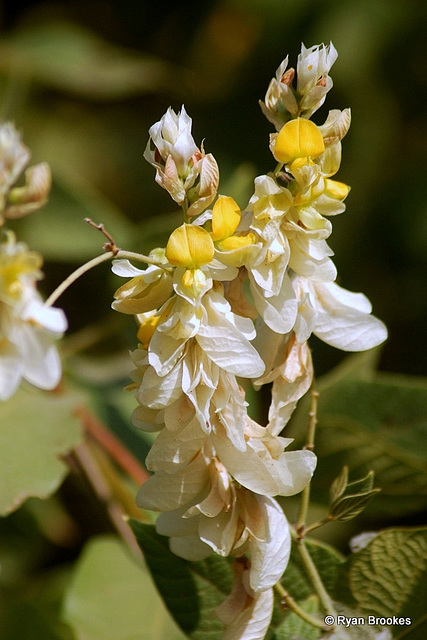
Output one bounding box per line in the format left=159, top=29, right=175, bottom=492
left=271, top=595, right=322, bottom=640
left=129, top=520, right=233, bottom=639
left=291, top=374, right=427, bottom=517
left=329, top=469, right=381, bottom=522
left=0, top=386, right=84, bottom=515
left=62, top=535, right=185, bottom=640
left=0, top=21, right=190, bottom=100
left=334, top=527, right=427, bottom=639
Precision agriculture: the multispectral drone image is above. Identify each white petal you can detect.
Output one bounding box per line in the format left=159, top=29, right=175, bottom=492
left=249, top=496, right=291, bottom=591
left=111, top=259, right=146, bottom=277
left=196, top=296, right=264, bottom=377
left=249, top=273, right=297, bottom=335
left=218, top=584, right=274, bottom=640
left=212, top=430, right=316, bottom=497
left=314, top=309, right=387, bottom=351
left=136, top=451, right=209, bottom=511
left=22, top=299, right=67, bottom=333
left=18, top=324, right=62, bottom=389
left=0, top=340, right=22, bottom=400
left=312, top=281, right=387, bottom=351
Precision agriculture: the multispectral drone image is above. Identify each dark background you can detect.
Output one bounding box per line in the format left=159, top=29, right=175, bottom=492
left=1, top=0, right=426, bottom=377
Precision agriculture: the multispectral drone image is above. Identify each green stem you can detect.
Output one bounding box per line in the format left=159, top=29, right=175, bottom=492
left=296, top=388, right=319, bottom=529
left=45, top=249, right=168, bottom=307
left=303, top=516, right=332, bottom=535
left=274, top=582, right=328, bottom=630
left=291, top=528, right=336, bottom=618
left=274, top=162, right=284, bottom=177
left=45, top=251, right=114, bottom=307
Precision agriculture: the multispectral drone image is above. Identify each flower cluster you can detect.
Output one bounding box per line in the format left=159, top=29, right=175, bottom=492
left=0, top=123, right=67, bottom=400
left=113, top=43, right=387, bottom=640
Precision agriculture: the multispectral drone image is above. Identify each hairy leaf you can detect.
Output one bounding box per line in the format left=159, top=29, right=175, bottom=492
left=334, top=527, right=427, bottom=639
left=291, top=373, right=427, bottom=517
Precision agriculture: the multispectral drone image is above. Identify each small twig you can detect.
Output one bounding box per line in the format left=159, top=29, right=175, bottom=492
left=85, top=217, right=119, bottom=255
left=296, top=388, right=319, bottom=531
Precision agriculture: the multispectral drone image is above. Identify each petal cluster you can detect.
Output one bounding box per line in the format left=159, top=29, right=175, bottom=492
left=113, top=41, right=387, bottom=640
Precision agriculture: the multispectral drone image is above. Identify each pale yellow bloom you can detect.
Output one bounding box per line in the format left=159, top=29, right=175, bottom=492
left=0, top=233, right=67, bottom=399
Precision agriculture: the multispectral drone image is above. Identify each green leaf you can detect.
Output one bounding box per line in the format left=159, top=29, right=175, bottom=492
left=270, top=595, right=322, bottom=640
left=291, top=374, right=427, bottom=517
left=334, top=527, right=427, bottom=639
left=62, top=535, right=185, bottom=640
left=0, top=386, right=83, bottom=515
left=329, top=469, right=381, bottom=522
left=0, top=21, right=189, bottom=100
left=130, top=520, right=233, bottom=639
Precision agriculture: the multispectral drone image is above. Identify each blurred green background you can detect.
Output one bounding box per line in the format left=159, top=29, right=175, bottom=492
left=0, top=2, right=426, bottom=638
left=1, top=0, right=426, bottom=377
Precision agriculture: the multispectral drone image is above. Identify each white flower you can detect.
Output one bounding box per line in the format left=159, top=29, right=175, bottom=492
left=0, top=123, right=52, bottom=224
left=212, top=415, right=316, bottom=497
left=0, top=123, right=30, bottom=207
left=144, top=107, right=219, bottom=215
left=293, top=276, right=388, bottom=351
left=259, top=56, right=299, bottom=130
left=0, top=233, right=67, bottom=400
left=111, top=258, right=173, bottom=315
left=297, top=42, right=338, bottom=117
left=146, top=286, right=265, bottom=381
left=254, top=329, right=314, bottom=433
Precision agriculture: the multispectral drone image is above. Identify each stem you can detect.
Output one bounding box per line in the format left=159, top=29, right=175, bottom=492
left=75, top=406, right=149, bottom=486
left=274, top=162, right=284, bottom=177
left=296, top=389, right=319, bottom=529
left=45, top=251, right=114, bottom=307
left=274, top=582, right=328, bottom=630
left=303, top=516, right=332, bottom=535
left=291, top=528, right=336, bottom=618
left=45, top=249, right=168, bottom=307
left=67, top=442, right=141, bottom=554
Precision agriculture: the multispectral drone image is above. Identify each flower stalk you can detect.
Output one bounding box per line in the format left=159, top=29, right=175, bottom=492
left=274, top=581, right=328, bottom=630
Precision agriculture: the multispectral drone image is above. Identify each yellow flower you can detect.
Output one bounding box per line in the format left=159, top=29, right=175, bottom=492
left=165, top=223, right=214, bottom=269
left=210, top=196, right=241, bottom=242
left=273, top=118, right=325, bottom=164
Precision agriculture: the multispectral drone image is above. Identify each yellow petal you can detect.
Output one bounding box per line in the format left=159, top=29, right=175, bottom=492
left=137, top=314, right=161, bottom=349
left=274, top=118, right=325, bottom=164
left=218, top=233, right=256, bottom=252
left=325, top=179, right=350, bottom=200
left=211, top=196, right=241, bottom=241
left=165, top=223, right=214, bottom=268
